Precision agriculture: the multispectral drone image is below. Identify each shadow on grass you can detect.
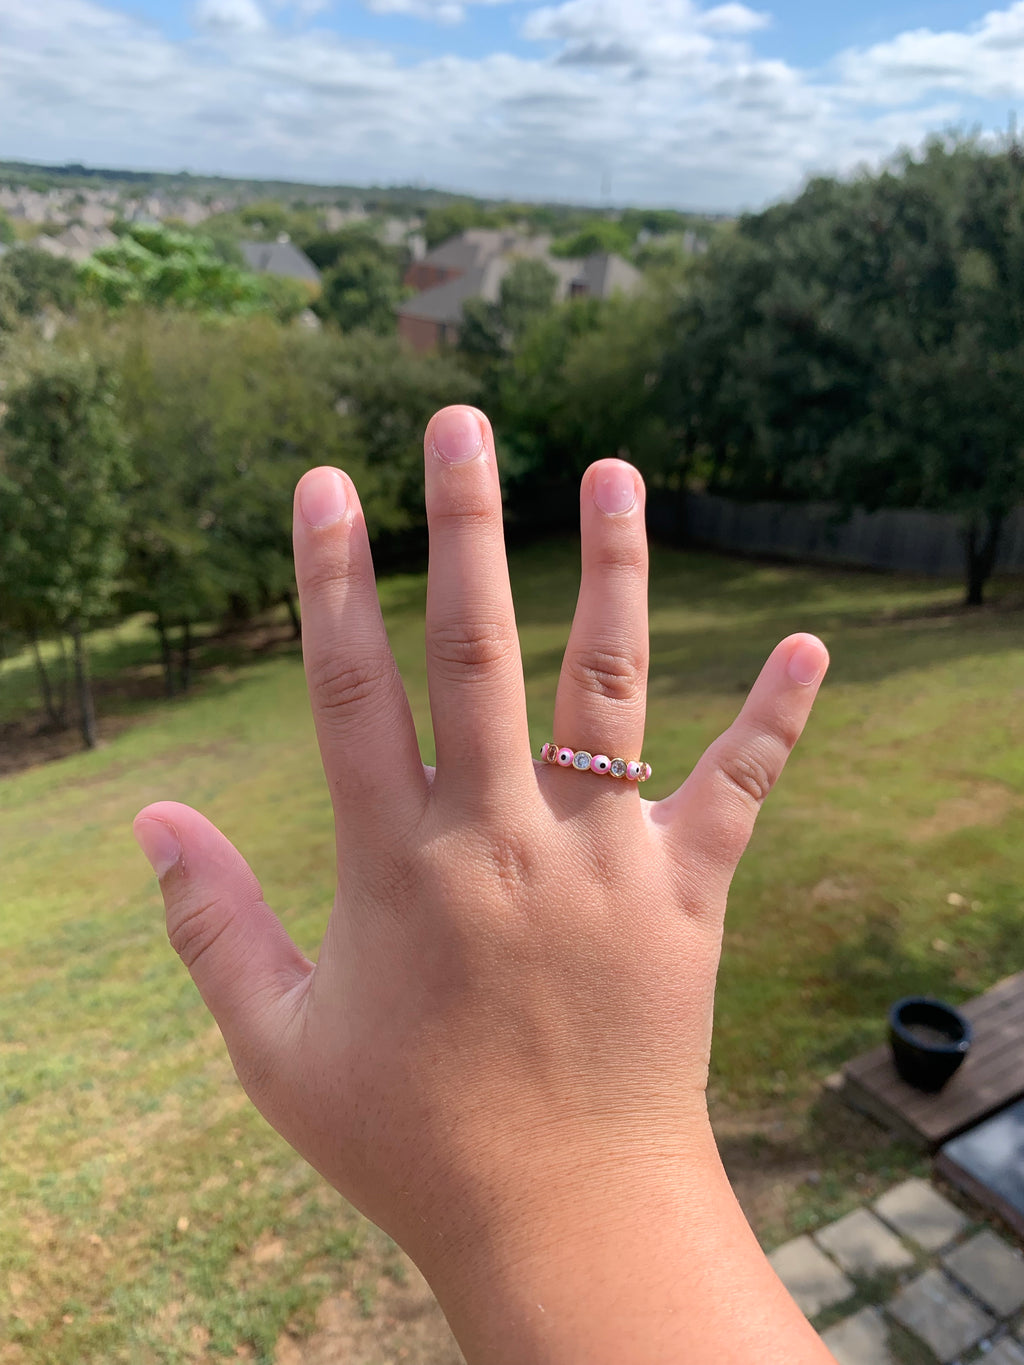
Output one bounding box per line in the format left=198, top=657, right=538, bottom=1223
left=515, top=539, right=1023, bottom=691
left=0, top=611, right=304, bottom=778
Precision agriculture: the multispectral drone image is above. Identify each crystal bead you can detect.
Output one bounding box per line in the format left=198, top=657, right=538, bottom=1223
left=573, top=750, right=593, bottom=770
left=609, top=759, right=627, bottom=778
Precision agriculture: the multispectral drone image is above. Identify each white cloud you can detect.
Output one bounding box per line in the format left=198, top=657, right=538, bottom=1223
left=0, top=0, right=1018, bottom=211
left=193, top=0, right=268, bottom=34
left=834, top=2, right=1024, bottom=105
left=698, top=3, right=769, bottom=34
left=362, top=0, right=513, bottom=21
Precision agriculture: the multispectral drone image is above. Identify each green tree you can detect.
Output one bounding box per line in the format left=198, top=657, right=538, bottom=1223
left=315, top=250, right=404, bottom=334
left=422, top=200, right=497, bottom=249
left=0, top=247, right=81, bottom=322
left=458, top=257, right=559, bottom=383
left=0, top=210, right=15, bottom=245
left=498, top=286, right=679, bottom=527
left=300, top=224, right=407, bottom=274
left=80, top=224, right=308, bottom=319
left=550, top=219, right=634, bottom=259
left=0, top=345, right=132, bottom=747
left=662, top=135, right=1024, bottom=604
left=96, top=309, right=353, bottom=691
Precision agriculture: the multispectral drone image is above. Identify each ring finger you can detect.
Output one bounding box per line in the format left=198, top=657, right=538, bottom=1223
left=550, top=460, right=649, bottom=784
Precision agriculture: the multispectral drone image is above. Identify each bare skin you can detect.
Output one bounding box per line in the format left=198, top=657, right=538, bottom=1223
left=134, top=405, right=837, bottom=1364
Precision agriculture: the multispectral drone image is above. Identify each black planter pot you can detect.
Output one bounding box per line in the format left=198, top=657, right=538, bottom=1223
left=889, top=997, right=973, bottom=1092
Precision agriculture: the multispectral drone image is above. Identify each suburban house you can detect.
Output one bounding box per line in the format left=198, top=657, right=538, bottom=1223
left=239, top=235, right=321, bottom=287
left=397, top=229, right=643, bottom=351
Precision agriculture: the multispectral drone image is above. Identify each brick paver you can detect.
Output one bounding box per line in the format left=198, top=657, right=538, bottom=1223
left=942, top=1229, right=1024, bottom=1317
left=887, top=1267, right=995, bottom=1362
left=987, top=1339, right=1024, bottom=1365
left=873, top=1178, right=969, bottom=1253
left=814, top=1208, right=915, bottom=1277
left=768, top=1235, right=855, bottom=1317
left=820, top=1306, right=895, bottom=1365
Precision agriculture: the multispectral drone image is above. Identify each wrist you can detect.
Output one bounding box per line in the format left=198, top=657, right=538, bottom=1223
left=413, top=1108, right=832, bottom=1365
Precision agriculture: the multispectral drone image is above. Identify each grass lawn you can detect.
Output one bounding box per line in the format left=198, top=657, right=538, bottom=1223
left=1, top=539, right=1022, bottom=1362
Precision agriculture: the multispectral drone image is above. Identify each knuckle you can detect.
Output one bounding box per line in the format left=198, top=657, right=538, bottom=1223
left=716, top=749, right=775, bottom=808
left=429, top=620, right=515, bottom=678
left=566, top=645, right=645, bottom=703
left=168, top=898, right=232, bottom=972
left=300, top=547, right=358, bottom=600
left=308, top=655, right=393, bottom=719
left=431, top=497, right=496, bottom=530
left=593, top=543, right=647, bottom=576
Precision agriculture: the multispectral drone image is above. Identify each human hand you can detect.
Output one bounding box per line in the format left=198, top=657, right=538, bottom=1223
left=133, top=406, right=830, bottom=1362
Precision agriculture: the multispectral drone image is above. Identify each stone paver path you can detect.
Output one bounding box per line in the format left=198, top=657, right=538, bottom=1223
left=770, top=1178, right=1024, bottom=1364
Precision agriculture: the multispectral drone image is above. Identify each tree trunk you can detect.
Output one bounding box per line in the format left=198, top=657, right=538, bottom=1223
left=157, top=614, right=176, bottom=697
left=180, top=620, right=193, bottom=693
left=57, top=631, right=70, bottom=728
left=69, top=618, right=98, bottom=750
left=29, top=626, right=61, bottom=728
left=283, top=589, right=301, bottom=639
left=964, top=509, right=1005, bottom=607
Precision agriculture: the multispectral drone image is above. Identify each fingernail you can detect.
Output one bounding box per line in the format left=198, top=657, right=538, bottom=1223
left=299, top=469, right=348, bottom=528
left=134, top=819, right=182, bottom=880
left=593, top=463, right=637, bottom=516
left=787, top=640, right=826, bottom=686
left=432, top=407, right=484, bottom=465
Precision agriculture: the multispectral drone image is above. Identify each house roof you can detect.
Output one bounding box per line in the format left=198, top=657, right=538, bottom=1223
left=239, top=239, right=321, bottom=285
left=397, top=248, right=642, bottom=327
left=420, top=229, right=524, bottom=272
left=574, top=251, right=643, bottom=297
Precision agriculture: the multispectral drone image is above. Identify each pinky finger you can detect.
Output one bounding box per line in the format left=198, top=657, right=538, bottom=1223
left=652, top=634, right=829, bottom=892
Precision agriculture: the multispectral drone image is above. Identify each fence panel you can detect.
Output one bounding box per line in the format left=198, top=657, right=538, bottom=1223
left=674, top=495, right=1024, bottom=576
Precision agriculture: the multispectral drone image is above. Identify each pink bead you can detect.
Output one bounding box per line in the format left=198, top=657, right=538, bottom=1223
left=626, top=761, right=642, bottom=781
left=556, top=747, right=575, bottom=766
left=590, top=754, right=611, bottom=774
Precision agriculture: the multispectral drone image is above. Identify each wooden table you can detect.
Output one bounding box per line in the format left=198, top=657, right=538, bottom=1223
left=837, top=972, right=1024, bottom=1152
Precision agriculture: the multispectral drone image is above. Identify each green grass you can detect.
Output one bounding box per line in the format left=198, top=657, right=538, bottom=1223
left=2, top=540, right=1022, bottom=1360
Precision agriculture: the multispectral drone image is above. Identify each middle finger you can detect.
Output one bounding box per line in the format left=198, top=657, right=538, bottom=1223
left=423, top=406, right=533, bottom=803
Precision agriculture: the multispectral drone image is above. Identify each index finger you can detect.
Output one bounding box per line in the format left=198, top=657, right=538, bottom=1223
left=293, top=467, right=429, bottom=837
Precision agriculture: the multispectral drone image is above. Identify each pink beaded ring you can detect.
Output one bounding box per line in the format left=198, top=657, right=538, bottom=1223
left=539, top=743, right=651, bottom=782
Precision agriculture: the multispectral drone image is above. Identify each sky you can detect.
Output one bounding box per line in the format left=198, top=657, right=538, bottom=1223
left=1, top=0, right=1022, bottom=211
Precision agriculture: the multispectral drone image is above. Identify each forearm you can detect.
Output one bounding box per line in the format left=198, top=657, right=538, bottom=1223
left=425, top=1119, right=836, bottom=1365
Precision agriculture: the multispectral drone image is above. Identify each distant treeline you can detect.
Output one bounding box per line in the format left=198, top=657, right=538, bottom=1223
left=1, top=131, right=1022, bottom=752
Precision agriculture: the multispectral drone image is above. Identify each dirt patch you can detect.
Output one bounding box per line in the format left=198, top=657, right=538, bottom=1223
left=810, top=876, right=864, bottom=907
left=275, top=1256, right=464, bottom=1365
left=910, top=781, right=1022, bottom=842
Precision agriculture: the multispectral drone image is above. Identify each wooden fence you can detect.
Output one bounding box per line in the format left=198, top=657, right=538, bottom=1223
left=652, top=494, right=1024, bottom=577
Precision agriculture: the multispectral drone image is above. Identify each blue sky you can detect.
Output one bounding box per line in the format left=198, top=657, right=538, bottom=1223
left=2, top=0, right=1021, bottom=209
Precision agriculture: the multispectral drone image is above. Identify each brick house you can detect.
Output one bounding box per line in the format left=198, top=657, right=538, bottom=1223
left=397, top=231, right=642, bottom=352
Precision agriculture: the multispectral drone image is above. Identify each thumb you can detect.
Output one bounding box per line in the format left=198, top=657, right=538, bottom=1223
left=133, top=800, right=313, bottom=1087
